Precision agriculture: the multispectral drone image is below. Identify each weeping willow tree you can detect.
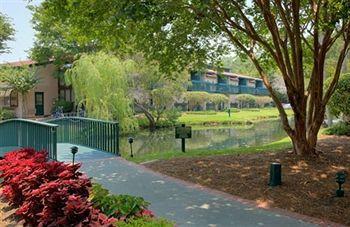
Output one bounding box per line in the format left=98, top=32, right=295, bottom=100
left=65, top=52, right=137, bottom=132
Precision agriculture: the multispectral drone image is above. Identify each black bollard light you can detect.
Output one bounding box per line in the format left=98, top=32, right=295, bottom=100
left=335, top=171, right=347, bottom=197
left=269, top=162, right=282, bottom=186
left=71, top=146, right=78, bottom=165
left=128, top=137, right=134, bottom=158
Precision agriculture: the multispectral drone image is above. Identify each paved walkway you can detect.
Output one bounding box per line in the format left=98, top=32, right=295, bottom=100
left=58, top=143, right=316, bottom=227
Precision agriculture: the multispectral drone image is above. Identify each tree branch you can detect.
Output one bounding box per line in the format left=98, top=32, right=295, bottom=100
left=323, top=33, right=350, bottom=106
left=210, top=15, right=294, bottom=136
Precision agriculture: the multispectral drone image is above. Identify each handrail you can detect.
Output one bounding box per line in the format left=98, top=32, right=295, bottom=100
left=47, top=117, right=119, bottom=155
left=0, top=118, right=58, bottom=160
left=46, top=116, right=118, bottom=125
left=1, top=118, right=58, bottom=127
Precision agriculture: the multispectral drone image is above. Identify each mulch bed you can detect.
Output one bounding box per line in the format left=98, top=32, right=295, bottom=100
left=0, top=199, right=21, bottom=226
left=145, top=135, right=350, bottom=226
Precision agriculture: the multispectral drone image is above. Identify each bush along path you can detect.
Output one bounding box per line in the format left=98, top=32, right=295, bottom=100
left=0, top=148, right=173, bottom=226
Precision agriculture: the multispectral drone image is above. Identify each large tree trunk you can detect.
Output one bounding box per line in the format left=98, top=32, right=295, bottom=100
left=22, top=93, right=27, bottom=118
left=18, top=93, right=26, bottom=118
left=289, top=98, right=326, bottom=156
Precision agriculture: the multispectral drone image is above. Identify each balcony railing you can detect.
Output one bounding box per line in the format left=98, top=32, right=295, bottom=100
left=189, top=80, right=269, bottom=96
left=255, top=87, right=270, bottom=96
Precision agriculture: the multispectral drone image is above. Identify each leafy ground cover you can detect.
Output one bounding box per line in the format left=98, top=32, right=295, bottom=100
left=325, top=122, right=350, bottom=136
left=145, top=135, right=350, bottom=225
left=178, top=108, right=293, bottom=125
left=0, top=148, right=173, bottom=226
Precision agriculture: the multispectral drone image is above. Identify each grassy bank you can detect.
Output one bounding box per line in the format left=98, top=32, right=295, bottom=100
left=124, top=136, right=293, bottom=164
left=178, top=108, right=293, bottom=125
left=124, top=128, right=326, bottom=164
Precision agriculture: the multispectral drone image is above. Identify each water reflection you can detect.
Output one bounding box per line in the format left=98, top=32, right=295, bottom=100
left=120, top=120, right=286, bottom=155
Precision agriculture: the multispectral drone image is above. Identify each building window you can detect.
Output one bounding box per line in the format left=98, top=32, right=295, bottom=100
left=0, top=89, right=18, bottom=107
left=239, top=78, right=247, bottom=86
left=59, top=89, right=66, bottom=100
left=58, top=77, right=73, bottom=102
left=10, top=90, right=18, bottom=107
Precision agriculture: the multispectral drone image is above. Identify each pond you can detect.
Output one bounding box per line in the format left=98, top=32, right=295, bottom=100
left=120, top=120, right=286, bottom=156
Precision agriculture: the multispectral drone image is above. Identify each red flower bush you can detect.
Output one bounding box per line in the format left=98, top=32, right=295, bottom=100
left=0, top=148, right=115, bottom=226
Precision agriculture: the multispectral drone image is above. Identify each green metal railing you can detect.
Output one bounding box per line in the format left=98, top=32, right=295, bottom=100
left=189, top=80, right=269, bottom=96
left=255, top=87, right=270, bottom=96
left=0, top=119, right=58, bottom=159
left=47, top=117, right=119, bottom=155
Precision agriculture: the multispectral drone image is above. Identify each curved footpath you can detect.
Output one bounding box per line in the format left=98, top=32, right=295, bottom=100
left=57, top=143, right=326, bottom=227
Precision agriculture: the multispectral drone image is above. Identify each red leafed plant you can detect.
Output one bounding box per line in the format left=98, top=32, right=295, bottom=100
left=0, top=148, right=116, bottom=226
left=58, top=195, right=116, bottom=226
left=0, top=148, right=47, bottom=206
left=17, top=178, right=115, bottom=226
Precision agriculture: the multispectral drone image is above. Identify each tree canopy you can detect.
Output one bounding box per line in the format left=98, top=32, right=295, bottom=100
left=0, top=66, right=39, bottom=117
left=0, top=66, right=38, bottom=95
left=0, top=12, right=14, bottom=54
left=130, top=56, right=189, bottom=130
left=31, top=0, right=350, bottom=156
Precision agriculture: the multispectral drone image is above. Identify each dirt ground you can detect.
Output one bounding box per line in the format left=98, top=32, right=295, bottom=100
left=0, top=199, right=21, bottom=227
left=146, top=135, right=350, bottom=226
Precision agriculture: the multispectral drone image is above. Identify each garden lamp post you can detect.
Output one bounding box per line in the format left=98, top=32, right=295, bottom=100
left=71, top=146, right=78, bottom=165
left=128, top=137, right=134, bottom=158
left=336, top=171, right=347, bottom=197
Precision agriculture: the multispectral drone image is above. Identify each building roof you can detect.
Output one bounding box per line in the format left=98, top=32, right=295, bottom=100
left=0, top=59, right=54, bottom=67
left=0, top=60, right=37, bottom=67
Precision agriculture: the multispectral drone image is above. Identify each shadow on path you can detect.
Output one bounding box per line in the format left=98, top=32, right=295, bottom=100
left=58, top=143, right=315, bottom=227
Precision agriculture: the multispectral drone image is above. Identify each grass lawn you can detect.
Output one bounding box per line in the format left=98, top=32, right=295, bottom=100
left=178, top=108, right=293, bottom=125
left=125, top=136, right=293, bottom=164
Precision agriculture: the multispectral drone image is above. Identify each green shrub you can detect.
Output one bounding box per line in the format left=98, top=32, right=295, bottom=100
left=52, top=99, right=74, bottom=113
left=136, top=109, right=181, bottom=129
left=326, top=74, right=350, bottom=118
left=136, top=116, right=149, bottom=129
left=90, top=183, right=150, bottom=219
left=156, top=118, right=175, bottom=128
left=325, top=122, right=350, bottom=136
left=118, top=216, right=174, bottom=227
left=235, top=94, right=257, bottom=108
left=163, top=108, right=181, bottom=125
left=0, top=108, right=15, bottom=120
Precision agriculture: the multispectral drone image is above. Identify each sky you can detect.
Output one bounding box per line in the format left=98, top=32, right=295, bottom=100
left=0, top=0, right=42, bottom=63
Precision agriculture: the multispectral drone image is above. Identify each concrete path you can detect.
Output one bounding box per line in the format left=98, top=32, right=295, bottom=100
left=57, top=143, right=317, bottom=227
